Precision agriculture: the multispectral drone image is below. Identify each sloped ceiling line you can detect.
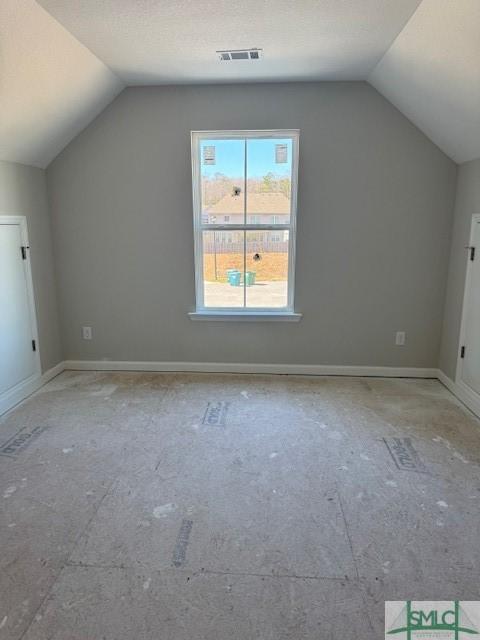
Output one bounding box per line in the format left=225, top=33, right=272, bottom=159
left=369, top=0, right=480, bottom=164
left=0, top=0, right=124, bottom=168
left=1, top=0, right=479, bottom=167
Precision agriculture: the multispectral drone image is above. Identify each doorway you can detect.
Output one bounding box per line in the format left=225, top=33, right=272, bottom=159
left=0, top=216, right=40, bottom=413
left=457, top=214, right=480, bottom=401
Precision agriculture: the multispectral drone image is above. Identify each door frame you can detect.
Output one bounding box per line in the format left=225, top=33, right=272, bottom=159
left=455, top=214, right=480, bottom=404
left=0, top=215, right=41, bottom=413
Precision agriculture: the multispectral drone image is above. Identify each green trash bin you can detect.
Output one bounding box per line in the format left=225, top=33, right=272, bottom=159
left=227, top=269, right=240, bottom=285
left=229, top=271, right=241, bottom=286
left=245, top=271, right=256, bottom=286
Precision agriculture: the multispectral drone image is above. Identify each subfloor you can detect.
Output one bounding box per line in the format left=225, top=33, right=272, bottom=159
left=1, top=371, right=480, bottom=639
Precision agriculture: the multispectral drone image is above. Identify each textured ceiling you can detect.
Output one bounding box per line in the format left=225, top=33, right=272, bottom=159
left=36, top=0, right=421, bottom=84
left=3, top=1, right=479, bottom=167
left=369, top=0, right=480, bottom=163
left=0, top=0, right=123, bottom=168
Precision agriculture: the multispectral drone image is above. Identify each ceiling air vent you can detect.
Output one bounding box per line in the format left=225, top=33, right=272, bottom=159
left=217, top=48, right=263, bottom=61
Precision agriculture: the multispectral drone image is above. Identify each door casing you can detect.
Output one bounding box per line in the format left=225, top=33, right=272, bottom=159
left=0, top=215, right=41, bottom=410
left=456, top=213, right=480, bottom=404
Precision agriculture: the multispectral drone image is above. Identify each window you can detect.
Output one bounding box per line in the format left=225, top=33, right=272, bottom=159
left=191, top=130, right=299, bottom=316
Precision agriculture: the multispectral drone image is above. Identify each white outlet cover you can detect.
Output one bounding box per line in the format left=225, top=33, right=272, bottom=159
left=82, top=326, right=92, bottom=340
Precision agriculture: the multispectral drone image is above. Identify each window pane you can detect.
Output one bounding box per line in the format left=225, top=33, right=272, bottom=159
left=202, top=231, right=245, bottom=308
left=245, top=231, right=289, bottom=308
left=246, top=138, right=292, bottom=225
left=200, top=139, right=245, bottom=225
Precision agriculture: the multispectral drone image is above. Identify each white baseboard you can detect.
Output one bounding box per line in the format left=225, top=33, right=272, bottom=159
left=64, top=360, right=438, bottom=378
left=437, top=370, right=480, bottom=419
left=0, top=361, right=65, bottom=417
left=3, top=360, right=480, bottom=421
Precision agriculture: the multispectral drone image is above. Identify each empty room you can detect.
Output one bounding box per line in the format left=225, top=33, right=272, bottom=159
left=1, top=0, right=480, bottom=637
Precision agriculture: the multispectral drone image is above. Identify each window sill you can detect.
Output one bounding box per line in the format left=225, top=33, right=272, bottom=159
left=188, top=311, right=302, bottom=322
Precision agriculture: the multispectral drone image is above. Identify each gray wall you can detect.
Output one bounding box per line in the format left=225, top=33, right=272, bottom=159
left=47, top=82, right=456, bottom=367
left=0, top=160, right=62, bottom=371
left=439, top=158, right=480, bottom=379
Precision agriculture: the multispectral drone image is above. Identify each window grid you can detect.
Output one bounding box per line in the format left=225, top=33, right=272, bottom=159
left=191, top=130, right=299, bottom=313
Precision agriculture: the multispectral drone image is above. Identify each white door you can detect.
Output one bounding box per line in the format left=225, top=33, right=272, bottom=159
left=0, top=218, right=40, bottom=399
left=459, top=215, right=480, bottom=396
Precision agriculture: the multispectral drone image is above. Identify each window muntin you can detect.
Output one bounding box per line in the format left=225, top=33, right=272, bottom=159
left=192, top=130, right=299, bottom=313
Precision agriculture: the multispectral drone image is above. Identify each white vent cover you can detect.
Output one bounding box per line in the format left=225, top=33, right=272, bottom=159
left=217, top=48, right=262, bottom=61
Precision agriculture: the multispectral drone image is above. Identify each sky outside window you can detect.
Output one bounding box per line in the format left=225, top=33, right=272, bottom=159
left=200, top=138, right=292, bottom=178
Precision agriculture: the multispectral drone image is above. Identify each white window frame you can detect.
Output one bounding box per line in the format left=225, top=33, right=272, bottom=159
left=190, top=130, right=300, bottom=320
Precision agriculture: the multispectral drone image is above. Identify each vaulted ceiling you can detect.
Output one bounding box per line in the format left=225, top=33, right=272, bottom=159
left=1, top=0, right=479, bottom=168
left=35, top=0, right=422, bottom=84
left=369, top=0, right=480, bottom=163
left=0, top=0, right=123, bottom=168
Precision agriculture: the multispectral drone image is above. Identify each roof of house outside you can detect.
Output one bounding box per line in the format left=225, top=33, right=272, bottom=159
left=207, top=192, right=290, bottom=215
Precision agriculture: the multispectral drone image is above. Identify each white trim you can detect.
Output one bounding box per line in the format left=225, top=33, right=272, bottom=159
left=2, top=358, right=478, bottom=424
left=191, top=130, right=301, bottom=140
left=199, top=224, right=291, bottom=231
left=188, top=311, right=302, bottom=322
left=453, top=213, right=480, bottom=418
left=64, top=360, right=437, bottom=378
left=0, top=215, right=42, bottom=404
left=437, top=369, right=480, bottom=420
left=456, top=379, right=480, bottom=419
left=190, top=130, right=299, bottom=314
left=455, top=213, right=480, bottom=385
left=0, top=361, right=65, bottom=417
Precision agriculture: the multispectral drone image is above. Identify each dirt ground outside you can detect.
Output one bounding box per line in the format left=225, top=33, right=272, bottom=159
left=203, top=252, right=288, bottom=282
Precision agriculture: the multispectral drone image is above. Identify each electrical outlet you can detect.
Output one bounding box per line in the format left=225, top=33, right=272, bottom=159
left=82, top=326, right=92, bottom=340
left=395, top=331, right=406, bottom=346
